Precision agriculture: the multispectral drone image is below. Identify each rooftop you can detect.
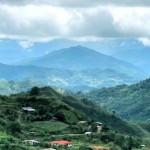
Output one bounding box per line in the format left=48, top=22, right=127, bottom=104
left=21, top=107, right=35, bottom=112
left=50, top=140, right=72, bottom=145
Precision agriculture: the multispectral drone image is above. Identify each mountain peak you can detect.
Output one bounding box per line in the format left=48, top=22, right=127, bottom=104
left=23, top=46, right=145, bottom=78
left=72, top=45, right=83, bottom=48
left=59, top=45, right=101, bottom=57
left=61, top=45, right=95, bottom=52
left=69, top=45, right=97, bottom=51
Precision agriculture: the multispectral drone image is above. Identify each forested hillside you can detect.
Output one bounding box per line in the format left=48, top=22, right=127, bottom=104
left=78, top=78, right=150, bottom=122
left=0, top=63, right=141, bottom=94
left=0, top=86, right=150, bottom=149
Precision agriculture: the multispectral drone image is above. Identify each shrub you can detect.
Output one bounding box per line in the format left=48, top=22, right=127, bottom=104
left=6, top=122, right=21, bottom=135
left=30, top=86, right=40, bottom=96
left=79, top=146, right=93, bottom=150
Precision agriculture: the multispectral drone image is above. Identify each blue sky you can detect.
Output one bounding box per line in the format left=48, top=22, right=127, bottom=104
left=0, top=0, right=150, bottom=47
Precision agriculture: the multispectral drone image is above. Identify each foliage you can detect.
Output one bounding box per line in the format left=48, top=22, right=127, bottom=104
left=30, top=86, right=40, bottom=96
left=0, top=86, right=149, bottom=150
left=79, top=146, right=93, bottom=150
left=78, top=78, right=150, bottom=122
left=6, top=122, right=21, bottom=134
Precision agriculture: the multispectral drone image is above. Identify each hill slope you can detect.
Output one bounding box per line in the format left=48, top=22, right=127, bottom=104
left=0, top=86, right=149, bottom=137
left=80, top=78, right=150, bottom=122
left=23, top=46, right=145, bottom=78
left=1, top=86, right=150, bottom=149
left=0, top=63, right=141, bottom=94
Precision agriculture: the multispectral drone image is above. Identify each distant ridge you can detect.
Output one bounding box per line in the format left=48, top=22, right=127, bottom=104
left=82, top=78, right=150, bottom=122
left=0, top=63, right=140, bottom=94
left=22, top=45, right=145, bottom=78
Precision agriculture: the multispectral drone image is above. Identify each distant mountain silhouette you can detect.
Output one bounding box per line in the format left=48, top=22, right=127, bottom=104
left=23, top=45, right=145, bottom=78
left=0, top=63, right=143, bottom=93
left=112, top=48, right=150, bottom=73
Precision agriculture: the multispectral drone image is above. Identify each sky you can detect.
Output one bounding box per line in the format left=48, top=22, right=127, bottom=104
left=0, top=0, right=150, bottom=48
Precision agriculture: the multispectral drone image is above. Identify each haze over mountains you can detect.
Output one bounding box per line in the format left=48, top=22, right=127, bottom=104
left=1, top=1, right=150, bottom=149
left=0, top=63, right=141, bottom=94
left=0, top=45, right=148, bottom=94
left=0, top=39, right=150, bottom=73
left=22, top=45, right=143, bottom=76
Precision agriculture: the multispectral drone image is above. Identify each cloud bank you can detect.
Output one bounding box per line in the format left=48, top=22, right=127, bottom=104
left=0, top=0, right=150, bottom=45
left=1, top=0, right=150, bottom=7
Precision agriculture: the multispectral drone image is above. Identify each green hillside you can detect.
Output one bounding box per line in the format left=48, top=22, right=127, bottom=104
left=0, top=62, right=143, bottom=93
left=0, top=86, right=150, bottom=149
left=36, top=86, right=149, bottom=136
left=78, top=78, right=150, bottom=122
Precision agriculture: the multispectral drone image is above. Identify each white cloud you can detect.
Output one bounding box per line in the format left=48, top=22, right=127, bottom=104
left=111, top=7, right=150, bottom=37
left=18, top=41, right=34, bottom=49
left=0, top=2, right=150, bottom=44
left=138, top=38, right=150, bottom=46
left=67, top=8, right=121, bottom=38
left=0, top=5, right=67, bottom=38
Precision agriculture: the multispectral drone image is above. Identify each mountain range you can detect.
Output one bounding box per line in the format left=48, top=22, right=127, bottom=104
left=22, top=45, right=144, bottom=78
left=0, top=63, right=141, bottom=95
left=1, top=38, right=150, bottom=73
left=112, top=47, right=150, bottom=73
left=77, top=78, right=150, bottom=122
left=0, top=45, right=148, bottom=94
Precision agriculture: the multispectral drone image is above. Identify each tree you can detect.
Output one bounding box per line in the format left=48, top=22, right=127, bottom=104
left=6, top=122, right=21, bottom=134
left=128, top=136, right=134, bottom=150
left=30, top=86, right=40, bottom=96
left=79, top=146, right=93, bottom=150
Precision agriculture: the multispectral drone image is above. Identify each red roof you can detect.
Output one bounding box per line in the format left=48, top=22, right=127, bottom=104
left=50, top=140, right=72, bottom=145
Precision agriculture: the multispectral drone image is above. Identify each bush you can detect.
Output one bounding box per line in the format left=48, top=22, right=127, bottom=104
left=6, top=122, right=21, bottom=135
left=109, top=142, right=122, bottom=150
left=30, top=86, right=40, bottom=96
left=79, top=146, right=93, bottom=150
left=0, top=118, right=7, bottom=126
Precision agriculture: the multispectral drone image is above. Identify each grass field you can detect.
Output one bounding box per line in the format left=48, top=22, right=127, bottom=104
left=28, top=121, right=69, bottom=133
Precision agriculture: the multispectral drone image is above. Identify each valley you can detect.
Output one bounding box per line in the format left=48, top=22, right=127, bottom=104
left=0, top=46, right=148, bottom=95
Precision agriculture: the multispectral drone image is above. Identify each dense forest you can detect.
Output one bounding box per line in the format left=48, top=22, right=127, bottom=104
left=75, top=78, right=150, bottom=123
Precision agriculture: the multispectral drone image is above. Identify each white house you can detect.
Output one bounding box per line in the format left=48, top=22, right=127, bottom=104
left=22, top=140, right=39, bottom=146
left=21, top=107, right=35, bottom=112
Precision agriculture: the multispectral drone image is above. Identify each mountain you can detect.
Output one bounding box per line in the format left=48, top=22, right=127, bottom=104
left=103, top=38, right=150, bottom=73
left=1, top=39, right=150, bottom=74
left=0, top=80, right=40, bottom=95
left=112, top=47, right=150, bottom=73
left=1, top=86, right=149, bottom=149
left=0, top=63, right=143, bottom=94
left=0, top=85, right=148, bottom=137
left=0, top=39, right=79, bottom=65
left=23, top=45, right=146, bottom=78
left=78, top=78, right=150, bottom=122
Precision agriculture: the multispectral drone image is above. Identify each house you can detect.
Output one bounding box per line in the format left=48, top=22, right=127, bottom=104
left=29, top=132, right=36, bottom=135
left=97, top=125, right=102, bottom=132
left=140, top=144, right=145, bottom=148
left=78, top=121, right=87, bottom=124
left=95, top=122, right=103, bottom=126
left=22, top=140, right=39, bottom=146
left=51, top=116, right=58, bottom=121
left=21, top=107, right=35, bottom=112
left=84, top=132, right=92, bottom=135
left=50, top=140, right=72, bottom=147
